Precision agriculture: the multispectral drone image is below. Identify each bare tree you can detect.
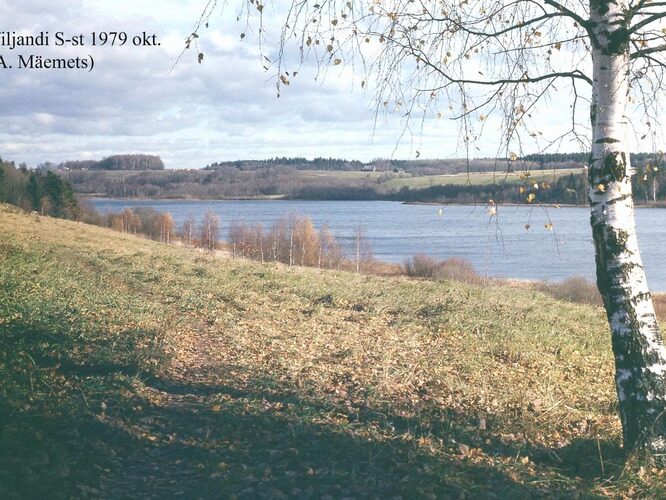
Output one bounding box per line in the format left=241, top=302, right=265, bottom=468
left=200, top=210, right=220, bottom=252
left=353, top=224, right=373, bottom=273
left=319, top=223, right=343, bottom=269
left=229, top=220, right=246, bottom=258
left=159, top=212, right=174, bottom=244
left=293, top=216, right=320, bottom=266
left=194, top=1, right=666, bottom=455
left=181, top=214, right=196, bottom=247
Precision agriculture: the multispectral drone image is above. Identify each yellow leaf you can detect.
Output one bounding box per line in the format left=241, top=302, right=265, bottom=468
left=545, top=223, right=553, bottom=231
left=212, top=405, right=222, bottom=412
left=527, top=193, right=536, bottom=203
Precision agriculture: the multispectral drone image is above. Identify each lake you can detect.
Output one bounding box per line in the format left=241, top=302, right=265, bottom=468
left=90, top=198, right=666, bottom=291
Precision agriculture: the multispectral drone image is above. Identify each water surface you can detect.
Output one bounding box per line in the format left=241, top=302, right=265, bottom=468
left=90, top=199, right=666, bottom=291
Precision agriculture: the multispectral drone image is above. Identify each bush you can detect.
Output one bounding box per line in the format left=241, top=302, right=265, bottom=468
left=404, top=254, right=440, bottom=278
left=436, top=257, right=482, bottom=284
left=404, top=254, right=481, bottom=284
left=534, top=277, right=602, bottom=305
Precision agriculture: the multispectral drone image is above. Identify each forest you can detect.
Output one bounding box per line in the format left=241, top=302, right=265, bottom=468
left=49, top=152, right=663, bottom=204
left=58, top=154, right=165, bottom=171
left=0, top=159, right=79, bottom=218
left=59, top=165, right=664, bottom=206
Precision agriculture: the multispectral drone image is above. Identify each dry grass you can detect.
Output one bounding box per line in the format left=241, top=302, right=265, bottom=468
left=1, top=204, right=665, bottom=498
left=381, top=167, right=583, bottom=190
left=533, top=276, right=603, bottom=306
left=531, top=276, right=666, bottom=323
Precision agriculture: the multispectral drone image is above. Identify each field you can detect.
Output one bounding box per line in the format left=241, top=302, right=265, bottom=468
left=62, top=166, right=585, bottom=201
left=380, top=168, right=583, bottom=190
left=298, top=167, right=583, bottom=189
left=1, top=204, right=665, bottom=497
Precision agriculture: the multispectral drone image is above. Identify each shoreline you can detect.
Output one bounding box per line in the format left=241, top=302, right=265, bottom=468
left=83, top=195, right=665, bottom=209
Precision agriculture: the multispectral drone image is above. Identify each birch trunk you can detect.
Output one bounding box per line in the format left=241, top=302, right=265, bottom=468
left=589, top=0, right=666, bottom=454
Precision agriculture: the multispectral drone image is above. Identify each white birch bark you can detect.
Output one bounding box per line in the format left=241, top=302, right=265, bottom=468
left=589, top=0, right=666, bottom=454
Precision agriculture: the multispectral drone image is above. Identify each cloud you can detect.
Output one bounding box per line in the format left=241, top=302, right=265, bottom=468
left=0, top=1, right=462, bottom=167
left=0, top=1, right=658, bottom=169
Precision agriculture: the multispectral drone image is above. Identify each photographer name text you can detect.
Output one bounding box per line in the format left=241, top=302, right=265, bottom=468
left=0, top=30, right=161, bottom=71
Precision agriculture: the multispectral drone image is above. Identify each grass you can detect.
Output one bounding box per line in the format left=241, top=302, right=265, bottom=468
left=297, top=167, right=583, bottom=190
left=380, top=168, right=583, bottom=190
left=1, top=203, right=665, bottom=497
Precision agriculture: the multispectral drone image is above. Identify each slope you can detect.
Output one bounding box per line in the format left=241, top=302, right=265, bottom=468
left=0, top=204, right=663, bottom=497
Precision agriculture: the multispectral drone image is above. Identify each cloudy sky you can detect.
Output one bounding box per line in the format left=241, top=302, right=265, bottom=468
left=0, top=1, right=660, bottom=169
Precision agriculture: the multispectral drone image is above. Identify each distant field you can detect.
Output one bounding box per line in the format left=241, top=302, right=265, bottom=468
left=2, top=204, right=665, bottom=497
left=64, top=166, right=584, bottom=187
left=283, top=167, right=584, bottom=189
left=382, top=167, right=584, bottom=189
left=298, top=170, right=383, bottom=181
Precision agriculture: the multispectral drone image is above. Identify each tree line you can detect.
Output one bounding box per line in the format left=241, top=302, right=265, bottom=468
left=0, top=159, right=79, bottom=218
left=522, top=152, right=663, bottom=168
left=96, top=207, right=376, bottom=273
left=56, top=154, right=165, bottom=171
left=60, top=166, right=666, bottom=206
left=203, top=156, right=576, bottom=174
left=205, top=157, right=365, bottom=171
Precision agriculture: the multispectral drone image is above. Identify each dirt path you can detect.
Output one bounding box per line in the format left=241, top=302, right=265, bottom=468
left=97, top=329, right=255, bottom=498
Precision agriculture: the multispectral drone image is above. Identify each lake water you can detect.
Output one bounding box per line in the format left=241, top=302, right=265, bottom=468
left=90, top=199, right=666, bottom=291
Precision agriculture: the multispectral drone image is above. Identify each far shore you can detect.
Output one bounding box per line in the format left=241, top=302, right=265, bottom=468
left=82, top=195, right=666, bottom=209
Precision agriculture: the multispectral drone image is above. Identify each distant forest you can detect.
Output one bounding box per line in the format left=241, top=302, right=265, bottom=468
left=56, top=154, right=164, bottom=171
left=53, top=152, right=665, bottom=205
left=204, top=155, right=581, bottom=174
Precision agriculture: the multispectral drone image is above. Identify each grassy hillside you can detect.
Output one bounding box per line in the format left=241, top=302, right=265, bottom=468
left=1, top=204, right=665, bottom=497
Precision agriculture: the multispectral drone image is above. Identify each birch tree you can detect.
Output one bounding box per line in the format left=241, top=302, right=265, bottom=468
left=194, top=0, right=666, bottom=456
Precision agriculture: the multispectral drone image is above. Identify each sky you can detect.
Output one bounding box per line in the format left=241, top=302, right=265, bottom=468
left=0, top=1, right=661, bottom=169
